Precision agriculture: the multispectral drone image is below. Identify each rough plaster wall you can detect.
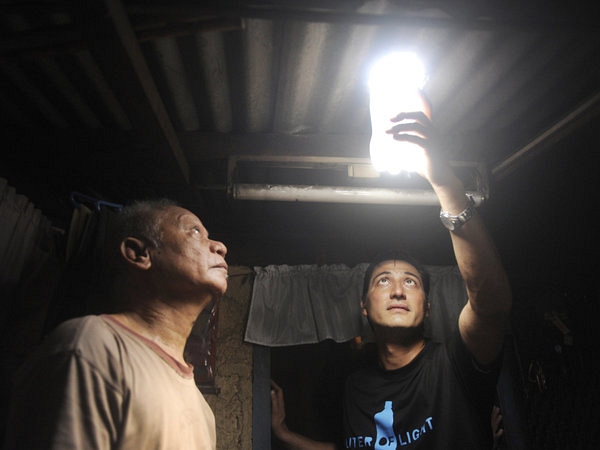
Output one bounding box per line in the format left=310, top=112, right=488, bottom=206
left=206, top=266, right=255, bottom=450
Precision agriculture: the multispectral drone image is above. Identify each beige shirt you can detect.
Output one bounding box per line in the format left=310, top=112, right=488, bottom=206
left=5, top=315, right=216, bottom=449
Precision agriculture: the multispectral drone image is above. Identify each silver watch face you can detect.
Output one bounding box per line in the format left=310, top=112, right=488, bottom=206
left=440, top=213, right=459, bottom=230
left=440, top=199, right=474, bottom=231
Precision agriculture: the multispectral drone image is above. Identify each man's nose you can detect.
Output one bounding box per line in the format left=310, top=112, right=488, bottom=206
left=390, top=281, right=405, bottom=299
left=211, top=240, right=227, bottom=256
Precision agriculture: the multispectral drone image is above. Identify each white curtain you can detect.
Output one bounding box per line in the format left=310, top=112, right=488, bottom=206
left=245, top=263, right=467, bottom=347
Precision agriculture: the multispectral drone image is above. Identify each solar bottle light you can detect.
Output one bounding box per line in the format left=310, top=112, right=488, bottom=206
left=368, top=52, right=429, bottom=174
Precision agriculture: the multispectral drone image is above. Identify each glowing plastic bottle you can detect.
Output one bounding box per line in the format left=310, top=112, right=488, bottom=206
left=368, top=52, right=429, bottom=175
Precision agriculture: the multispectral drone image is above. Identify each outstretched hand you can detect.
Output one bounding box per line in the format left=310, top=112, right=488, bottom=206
left=270, top=379, right=338, bottom=450
left=271, top=380, right=289, bottom=436
left=386, top=111, right=456, bottom=187
left=491, top=405, right=504, bottom=449
left=386, top=111, right=434, bottom=149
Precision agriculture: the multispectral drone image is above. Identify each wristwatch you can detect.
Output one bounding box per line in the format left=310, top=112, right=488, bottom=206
left=440, top=195, right=475, bottom=231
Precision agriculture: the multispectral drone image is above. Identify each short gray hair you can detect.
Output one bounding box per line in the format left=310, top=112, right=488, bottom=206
left=111, top=198, right=179, bottom=248
left=101, top=198, right=179, bottom=309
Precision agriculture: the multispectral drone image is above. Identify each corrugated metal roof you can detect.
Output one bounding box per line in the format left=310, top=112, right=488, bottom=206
left=1, top=0, right=599, bottom=265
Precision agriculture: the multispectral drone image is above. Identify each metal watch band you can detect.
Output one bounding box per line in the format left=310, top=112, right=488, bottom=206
left=439, top=194, right=475, bottom=231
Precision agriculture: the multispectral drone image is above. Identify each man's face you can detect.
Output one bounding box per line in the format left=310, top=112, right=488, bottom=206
left=150, top=206, right=228, bottom=299
left=361, top=260, right=429, bottom=331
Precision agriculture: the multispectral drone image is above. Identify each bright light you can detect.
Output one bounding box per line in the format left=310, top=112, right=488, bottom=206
left=368, top=52, right=429, bottom=174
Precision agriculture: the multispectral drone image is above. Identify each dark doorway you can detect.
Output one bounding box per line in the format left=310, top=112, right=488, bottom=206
left=270, top=339, right=377, bottom=448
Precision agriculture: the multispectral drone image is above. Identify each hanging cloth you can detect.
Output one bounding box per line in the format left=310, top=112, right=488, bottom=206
left=43, top=194, right=121, bottom=334
left=244, top=263, right=467, bottom=347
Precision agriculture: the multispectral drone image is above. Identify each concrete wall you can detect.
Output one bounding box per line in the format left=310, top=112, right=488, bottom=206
left=206, top=266, right=255, bottom=450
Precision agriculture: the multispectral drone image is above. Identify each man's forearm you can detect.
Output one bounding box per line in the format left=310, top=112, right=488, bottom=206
left=432, top=174, right=511, bottom=315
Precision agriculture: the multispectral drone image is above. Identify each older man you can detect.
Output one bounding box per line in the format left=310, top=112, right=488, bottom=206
left=4, top=199, right=228, bottom=449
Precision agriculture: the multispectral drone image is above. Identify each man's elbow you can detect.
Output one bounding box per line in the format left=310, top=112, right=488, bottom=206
left=468, top=272, right=512, bottom=317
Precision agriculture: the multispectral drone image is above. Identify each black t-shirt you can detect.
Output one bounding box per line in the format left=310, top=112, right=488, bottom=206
left=341, top=329, right=499, bottom=449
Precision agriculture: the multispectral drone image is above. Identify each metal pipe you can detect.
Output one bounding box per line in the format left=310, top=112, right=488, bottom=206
left=233, top=184, right=485, bottom=206
left=492, top=91, right=600, bottom=181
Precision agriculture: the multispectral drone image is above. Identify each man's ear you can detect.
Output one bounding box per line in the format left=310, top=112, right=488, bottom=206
left=360, top=299, right=368, bottom=317
left=120, top=237, right=152, bottom=270
left=425, top=301, right=431, bottom=317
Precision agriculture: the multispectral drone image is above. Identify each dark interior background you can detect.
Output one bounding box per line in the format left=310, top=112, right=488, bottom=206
left=1, top=1, right=599, bottom=448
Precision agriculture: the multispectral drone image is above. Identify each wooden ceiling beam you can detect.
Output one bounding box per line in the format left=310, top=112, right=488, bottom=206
left=71, top=0, right=189, bottom=184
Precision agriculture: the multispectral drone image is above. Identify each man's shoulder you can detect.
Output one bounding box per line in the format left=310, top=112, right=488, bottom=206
left=49, top=315, right=111, bottom=341
left=15, top=315, right=129, bottom=383
left=346, top=341, right=449, bottom=381
left=38, top=315, right=127, bottom=361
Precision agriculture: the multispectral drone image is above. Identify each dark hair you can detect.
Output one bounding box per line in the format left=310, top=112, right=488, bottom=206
left=362, top=250, right=430, bottom=299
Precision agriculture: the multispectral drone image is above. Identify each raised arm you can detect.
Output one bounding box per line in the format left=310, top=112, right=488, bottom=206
left=271, top=380, right=337, bottom=450
left=388, top=112, right=512, bottom=365
left=431, top=164, right=512, bottom=365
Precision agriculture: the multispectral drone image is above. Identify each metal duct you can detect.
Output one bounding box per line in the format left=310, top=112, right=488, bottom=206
left=233, top=183, right=485, bottom=206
